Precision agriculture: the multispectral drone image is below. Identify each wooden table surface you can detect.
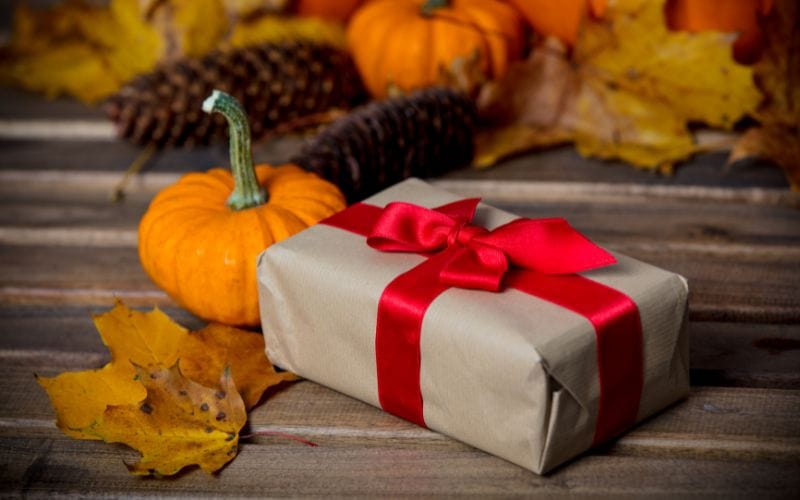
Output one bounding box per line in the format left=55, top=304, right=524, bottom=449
left=1, top=87, right=799, bottom=497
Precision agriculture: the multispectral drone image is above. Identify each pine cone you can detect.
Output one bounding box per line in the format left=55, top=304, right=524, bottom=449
left=291, top=87, right=476, bottom=202
left=104, top=41, right=365, bottom=148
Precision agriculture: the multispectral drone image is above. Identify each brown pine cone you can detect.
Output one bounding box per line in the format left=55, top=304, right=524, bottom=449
left=104, top=41, right=365, bottom=148
left=291, top=87, right=477, bottom=202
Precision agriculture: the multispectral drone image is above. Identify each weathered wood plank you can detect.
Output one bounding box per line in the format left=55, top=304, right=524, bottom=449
left=0, top=137, right=791, bottom=190
left=2, top=185, right=798, bottom=246
left=1, top=434, right=796, bottom=497
left=2, top=306, right=797, bottom=389
left=0, top=88, right=104, bottom=121
left=1, top=379, right=798, bottom=496
left=9, top=364, right=800, bottom=443
left=2, top=240, right=798, bottom=323
left=689, top=322, right=800, bottom=389
left=0, top=138, right=300, bottom=173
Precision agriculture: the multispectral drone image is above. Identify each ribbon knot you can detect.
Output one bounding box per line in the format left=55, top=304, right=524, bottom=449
left=367, top=198, right=617, bottom=292
left=447, top=221, right=487, bottom=247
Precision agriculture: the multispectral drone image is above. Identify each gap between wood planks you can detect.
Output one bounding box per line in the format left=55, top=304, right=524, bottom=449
left=0, top=417, right=797, bottom=463
left=3, top=226, right=798, bottom=261
left=0, top=118, right=738, bottom=145
left=1, top=386, right=798, bottom=463
left=1, top=170, right=798, bottom=208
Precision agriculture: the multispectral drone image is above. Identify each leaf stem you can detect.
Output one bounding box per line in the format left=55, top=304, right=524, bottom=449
left=202, top=90, right=267, bottom=210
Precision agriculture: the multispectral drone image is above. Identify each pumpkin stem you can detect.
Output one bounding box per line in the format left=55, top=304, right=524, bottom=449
left=421, top=0, right=449, bottom=16
left=202, top=90, right=267, bottom=210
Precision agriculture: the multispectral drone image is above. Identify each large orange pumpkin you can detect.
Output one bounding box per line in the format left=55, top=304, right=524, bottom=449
left=346, top=0, right=526, bottom=98
left=665, top=0, right=774, bottom=64
left=138, top=90, right=346, bottom=326
left=505, top=0, right=607, bottom=46
left=294, top=0, right=365, bottom=22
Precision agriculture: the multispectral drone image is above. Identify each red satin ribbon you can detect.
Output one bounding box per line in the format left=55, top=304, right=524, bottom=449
left=322, top=199, right=643, bottom=444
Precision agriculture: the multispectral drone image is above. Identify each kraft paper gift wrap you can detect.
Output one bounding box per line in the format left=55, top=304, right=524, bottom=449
left=257, top=178, right=689, bottom=474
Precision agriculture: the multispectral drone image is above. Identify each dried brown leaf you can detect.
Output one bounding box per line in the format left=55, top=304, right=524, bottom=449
left=729, top=125, right=800, bottom=190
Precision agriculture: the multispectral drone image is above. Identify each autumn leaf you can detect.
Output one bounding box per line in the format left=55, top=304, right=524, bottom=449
left=36, top=364, right=142, bottom=441
left=86, top=363, right=246, bottom=476
left=0, top=0, right=162, bottom=103
left=227, top=15, right=346, bottom=50
left=729, top=0, right=799, bottom=189
left=473, top=124, right=572, bottom=169
left=0, top=0, right=346, bottom=103
left=37, top=301, right=186, bottom=438
left=95, top=301, right=188, bottom=368
left=177, top=323, right=298, bottom=410
left=142, top=0, right=228, bottom=61
left=476, top=0, right=761, bottom=171
left=38, top=301, right=297, bottom=475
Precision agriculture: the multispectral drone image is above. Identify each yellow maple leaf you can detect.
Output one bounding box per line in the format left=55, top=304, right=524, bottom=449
left=177, top=323, right=298, bottom=410
left=36, top=363, right=143, bottom=440
left=475, top=0, right=761, bottom=171
left=87, top=363, right=246, bottom=475
left=36, top=301, right=185, bottom=437
left=37, top=301, right=296, bottom=474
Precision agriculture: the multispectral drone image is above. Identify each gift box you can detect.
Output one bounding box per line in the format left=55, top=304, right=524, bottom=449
left=256, top=178, right=689, bottom=474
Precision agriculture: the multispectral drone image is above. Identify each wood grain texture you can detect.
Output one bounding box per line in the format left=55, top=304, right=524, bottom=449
left=2, top=306, right=797, bottom=389
left=2, top=435, right=796, bottom=497
left=3, top=241, right=798, bottom=323
left=0, top=137, right=791, bottom=188
left=1, top=87, right=799, bottom=496
left=2, top=181, right=799, bottom=241
left=1, top=379, right=798, bottom=496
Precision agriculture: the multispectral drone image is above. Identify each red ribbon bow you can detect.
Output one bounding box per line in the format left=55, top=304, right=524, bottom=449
left=367, top=198, right=617, bottom=292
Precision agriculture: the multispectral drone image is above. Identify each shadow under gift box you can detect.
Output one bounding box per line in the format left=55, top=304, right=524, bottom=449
left=256, top=178, right=689, bottom=474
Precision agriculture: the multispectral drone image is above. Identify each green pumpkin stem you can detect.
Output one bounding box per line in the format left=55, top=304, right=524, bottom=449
left=202, top=90, right=267, bottom=210
left=421, top=0, right=449, bottom=16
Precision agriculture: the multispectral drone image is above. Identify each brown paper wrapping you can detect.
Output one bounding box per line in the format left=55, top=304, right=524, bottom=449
left=257, top=178, right=689, bottom=474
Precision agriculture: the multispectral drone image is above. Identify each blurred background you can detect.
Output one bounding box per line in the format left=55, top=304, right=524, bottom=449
left=0, top=0, right=796, bottom=198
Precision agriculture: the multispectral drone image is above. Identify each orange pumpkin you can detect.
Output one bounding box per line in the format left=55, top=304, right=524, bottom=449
left=346, top=0, right=526, bottom=98
left=138, top=90, right=346, bottom=326
left=294, top=0, right=365, bottom=22
left=665, top=0, right=774, bottom=64
left=505, top=0, right=607, bottom=46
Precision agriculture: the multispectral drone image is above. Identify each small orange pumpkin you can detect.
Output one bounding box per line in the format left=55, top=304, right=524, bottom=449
left=664, top=0, right=774, bottom=64
left=346, top=0, right=526, bottom=98
left=138, top=90, right=346, bottom=327
left=505, top=0, right=607, bottom=47
left=294, top=0, right=365, bottom=22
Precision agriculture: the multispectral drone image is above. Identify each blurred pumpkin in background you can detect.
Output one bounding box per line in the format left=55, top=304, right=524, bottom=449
left=346, top=0, right=526, bottom=98
left=665, top=0, right=774, bottom=64
left=505, top=0, right=607, bottom=46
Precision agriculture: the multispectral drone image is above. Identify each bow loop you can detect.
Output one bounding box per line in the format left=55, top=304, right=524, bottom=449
left=368, top=198, right=615, bottom=292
